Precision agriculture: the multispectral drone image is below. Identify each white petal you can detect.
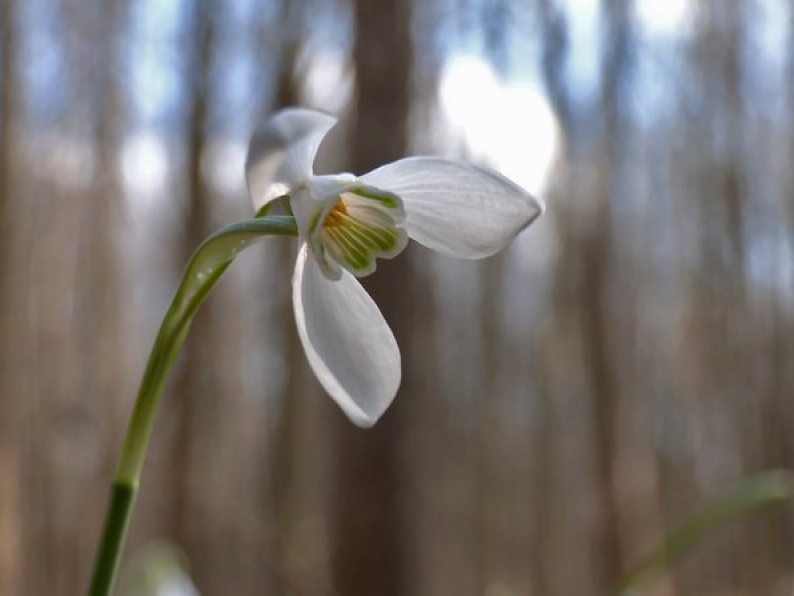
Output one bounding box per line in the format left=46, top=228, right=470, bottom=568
left=361, top=157, right=544, bottom=258
left=245, top=108, right=337, bottom=212
left=292, top=243, right=401, bottom=427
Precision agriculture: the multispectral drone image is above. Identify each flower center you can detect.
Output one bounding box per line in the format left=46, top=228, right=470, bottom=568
left=311, top=187, right=408, bottom=278
left=323, top=200, right=351, bottom=227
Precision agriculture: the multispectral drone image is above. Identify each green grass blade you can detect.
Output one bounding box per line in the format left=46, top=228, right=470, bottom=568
left=615, top=470, right=794, bottom=595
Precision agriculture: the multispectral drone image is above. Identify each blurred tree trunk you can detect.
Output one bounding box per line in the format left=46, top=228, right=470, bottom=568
left=329, top=0, right=416, bottom=594
left=763, top=16, right=794, bottom=565
left=534, top=5, right=577, bottom=594
left=693, top=4, right=777, bottom=592
left=169, top=0, right=216, bottom=589
left=77, top=0, right=128, bottom=585
left=776, top=0, right=794, bottom=477
left=766, top=9, right=794, bottom=576
left=472, top=257, right=503, bottom=594
left=259, top=1, right=315, bottom=592
left=0, top=0, right=22, bottom=592
left=537, top=0, right=571, bottom=129
left=584, top=0, right=633, bottom=590
left=82, top=0, right=126, bottom=461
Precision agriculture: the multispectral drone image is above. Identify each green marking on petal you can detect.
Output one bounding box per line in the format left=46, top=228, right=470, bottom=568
left=349, top=187, right=401, bottom=210
left=355, top=223, right=400, bottom=253
left=328, top=227, right=368, bottom=266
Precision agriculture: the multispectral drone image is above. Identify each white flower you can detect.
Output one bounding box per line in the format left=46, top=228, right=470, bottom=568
left=245, top=108, right=544, bottom=427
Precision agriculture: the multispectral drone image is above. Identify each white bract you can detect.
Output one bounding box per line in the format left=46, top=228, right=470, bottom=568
left=245, top=108, right=544, bottom=427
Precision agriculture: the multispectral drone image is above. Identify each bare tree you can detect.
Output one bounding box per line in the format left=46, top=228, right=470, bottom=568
left=583, top=0, right=634, bottom=590
left=259, top=1, right=321, bottom=593
left=75, top=0, right=130, bottom=586
left=168, top=0, right=218, bottom=590
left=0, top=0, right=22, bottom=592
left=329, top=0, right=417, bottom=594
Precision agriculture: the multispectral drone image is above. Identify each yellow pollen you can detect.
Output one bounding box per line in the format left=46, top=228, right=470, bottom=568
left=323, top=200, right=349, bottom=228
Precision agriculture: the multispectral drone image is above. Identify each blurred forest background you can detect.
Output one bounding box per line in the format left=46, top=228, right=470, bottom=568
left=1, top=0, right=794, bottom=594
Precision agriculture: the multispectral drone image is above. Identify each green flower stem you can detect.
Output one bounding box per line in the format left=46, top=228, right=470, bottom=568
left=88, top=483, right=136, bottom=596
left=88, top=215, right=298, bottom=596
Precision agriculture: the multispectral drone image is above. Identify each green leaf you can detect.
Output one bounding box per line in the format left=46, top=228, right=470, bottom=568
left=615, top=470, right=794, bottom=595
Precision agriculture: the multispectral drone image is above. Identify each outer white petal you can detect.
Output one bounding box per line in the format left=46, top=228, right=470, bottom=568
left=292, top=244, right=401, bottom=427
left=361, top=157, right=544, bottom=258
left=245, top=108, right=337, bottom=212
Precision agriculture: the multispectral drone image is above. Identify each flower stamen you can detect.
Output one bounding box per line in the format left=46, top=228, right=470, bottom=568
left=313, top=187, right=408, bottom=278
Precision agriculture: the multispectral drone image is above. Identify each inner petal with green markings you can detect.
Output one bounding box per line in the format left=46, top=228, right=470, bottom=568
left=309, top=185, right=408, bottom=279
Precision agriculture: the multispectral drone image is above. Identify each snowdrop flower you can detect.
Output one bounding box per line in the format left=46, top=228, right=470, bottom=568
left=246, top=108, right=543, bottom=427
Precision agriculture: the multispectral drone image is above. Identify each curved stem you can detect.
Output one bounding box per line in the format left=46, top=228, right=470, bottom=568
left=88, top=216, right=298, bottom=596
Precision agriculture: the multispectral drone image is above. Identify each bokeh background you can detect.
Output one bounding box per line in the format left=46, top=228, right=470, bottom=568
left=1, top=0, right=794, bottom=594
